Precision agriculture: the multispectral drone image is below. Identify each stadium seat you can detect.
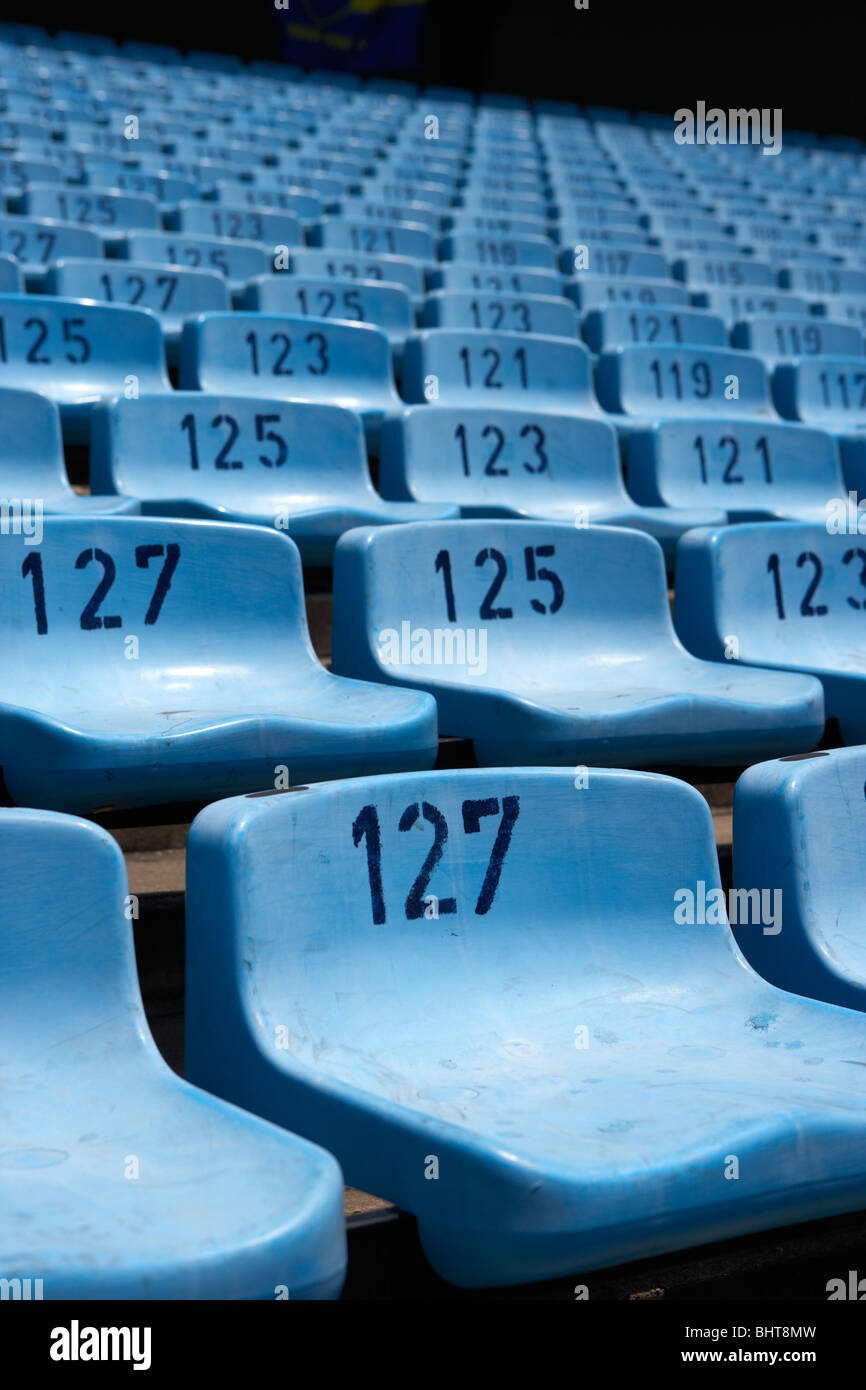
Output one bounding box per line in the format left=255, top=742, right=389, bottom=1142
left=401, top=328, right=598, bottom=413
left=582, top=304, right=726, bottom=351
left=774, top=356, right=866, bottom=428
left=288, top=248, right=426, bottom=298
left=45, top=258, right=230, bottom=354
left=0, top=295, right=170, bottom=442
left=243, top=274, right=414, bottom=351
left=564, top=274, right=689, bottom=311
left=90, top=394, right=458, bottom=563
left=0, top=215, right=102, bottom=277
left=179, top=312, right=401, bottom=443
left=0, top=807, right=346, bottom=1299
left=331, top=520, right=824, bottom=765
left=171, top=201, right=302, bottom=247
left=439, top=232, right=558, bottom=271
left=122, top=231, right=273, bottom=297
left=378, top=406, right=724, bottom=559
left=24, top=183, right=160, bottom=232
left=731, top=316, right=864, bottom=363
left=626, top=419, right=846, bottom=522
left=427, top=263, right=562, bottom=296
left=0, top=387, right=138, bottom=516
left=312, top=217, right=435, bottom=262
left=422, top=289, right=579, bottom=338
left=596, top=344, right=775, bottom=422
left=674, top=522, right=866, bottom=743
left=733, top=746, right=866, bottom=1012
left=0, top=516, right=437, bottom=812
left=185, top=765, right=866, bottom=1287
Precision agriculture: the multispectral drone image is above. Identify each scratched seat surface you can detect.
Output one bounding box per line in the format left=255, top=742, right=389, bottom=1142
left=90, top=393, right=457, bottom=564
left=626, top=419, right=846, bottom=523
left=0, top=517, right=437, bottom=813
left=733, top=746, right=866, bottom=1013
left=378, top=406, right=724, bottom=559
left=179, top=311, right=401, bottom=443
left=0, top=387, right=138, bottom=515
left=0, top=295, right=169, bottom=441
left=185, top=766, right=866, bottom=1287
left=0, top=807, right=345, bottom=1299
left=331, top=520, right=823, bottom=766
left=674, top=521, right=866, bottom=744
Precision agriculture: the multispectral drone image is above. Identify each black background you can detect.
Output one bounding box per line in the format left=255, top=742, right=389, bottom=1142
left=5, top=0, right=865, bottom=138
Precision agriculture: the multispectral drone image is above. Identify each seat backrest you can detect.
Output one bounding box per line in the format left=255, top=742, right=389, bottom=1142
left=734, top=747, right=866, bottom=1008
left=582, top=303, right=726, bottom=351
left=774, top=355, right=866, bottom=426
left=45, top=257, right=229, bottom=329
left=401, top=327, right=596, bottom=411
left=690, top=288, right=809, bottom=327
left=0, top=214, right=102, bottom=268
left=186, top=767, right=741, bottom=1072
left=123, top=231, right=271, bottom=287
left=288, top=247, right=425, bottom=296
left=0, top=295, right=169, bottom=402
left=674, top=521, right=866, bottom=670
left=314, top=217, right=435, bottom=261
left=422, top=289, right=578, bottom=338
left=731, top=315, right=863, bottom=360
left=25, top=182, right=160, bottom=231
left=439, top=231, right=557, bottom=271
left=175, top=200, right=301, bottom=247
left=673, top=255, right=775, bottom=288
left=179, top=311, right=398, bottom=411
left=0, top=385, right=68, bottom=492
left=564, top=274, right=688, bottom=311
left=627, top=419, right=844, bottom=513
left=379, top=405, right=627, bottom=512
left=91, top=393, right=375, bottom=507
left=333, top=519, right=675, bottom=689
left=244, top=274, right=413, bottom=344
left=0, top=516, right=314, bottom=705
left=427, top=263, right=561, bottom=296
left=0, top=808, right=147, bottom=1058
left=596, top=344, right=774, bottom=417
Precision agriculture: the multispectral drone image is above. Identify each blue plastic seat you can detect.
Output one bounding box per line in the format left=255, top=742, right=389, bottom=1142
left=180, top=312, right=401, bottom=443
left=673, top=255, right=775, bottom=289
left=122, top=230, right=271, bottom=296
left=0, top=295, right=169, bottom=442
left=439, top=232, right=557, bottom=271
left=401, top=328, right=598, bottom=414
left=24, top=183, right=160, bottom=232
left=332, top=520, right=823, bottom=765
left=582, top=304, right=726, bottom=351
left=0, top=214, right=102, bottom=275
left=674, top=521, right=866, bottom=743
left=90, top=393, right=457, bottom=563
left=564, top=274, right=688, bottom=311
left=627, top=419, right=845, bottom=523
left=0, top=806, right=346, bottom=1299
left=173, top=200, right=302, bottom=247
left=288, top=247, right=425, bottom=298
left=312, top=217, right=435, bottom=262
left=45, top=258, right=229, bottom=354
left=732, top=316, right=863, bottom=363
left=733, top=746, right=866, bottom=1012
left=0, top=387, right=138, bottom=516
left=596, top=344, right=775, bottom=422
left=774, top=355, right=866, bottom=428
left=780, top=265, right=866, bottom=297
left=0, top=516, right=437, bottom=812
left=690, top=288, right=809, bottom=327
left=422, top=289, right=578, bottom=338
left=426, top=263, right=562, bottom=296
left=185, top=764, right=866, bottom=1287
left=378, top=405, right=723, bottom=559
left=564, top=245, right=668, bottom=278
left=243, top=274, right=413, bottom=350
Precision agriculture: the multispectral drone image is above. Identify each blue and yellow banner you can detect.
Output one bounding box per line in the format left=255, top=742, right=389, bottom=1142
left=277, top=0, right=428, bottom=72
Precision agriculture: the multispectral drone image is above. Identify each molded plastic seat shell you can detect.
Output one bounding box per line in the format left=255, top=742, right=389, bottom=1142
left=185, top=766, right=866, bottom=1287
left=0, top=807, right=346, bottom=1299
left=0, top=516, right=437, bottom=812
left=331, top=520, right=823, bottom=766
